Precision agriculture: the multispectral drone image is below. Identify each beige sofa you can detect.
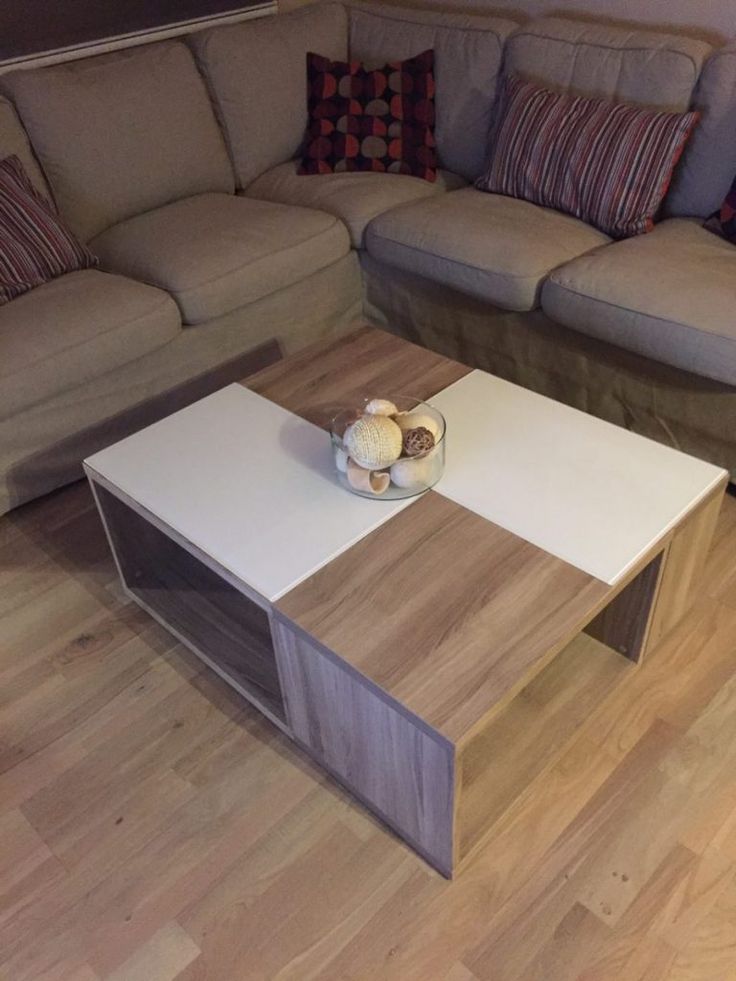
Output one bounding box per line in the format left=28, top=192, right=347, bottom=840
left=1, top=2, right=735, bottom=515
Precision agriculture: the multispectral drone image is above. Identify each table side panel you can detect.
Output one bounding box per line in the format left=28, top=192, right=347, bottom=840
left=647, top=483, right=726, bottom=651
left=91, top=480, right=286, bottom=723
left=584, top=551, right=664, bottom=663
left=272, top=617, right=456, bottom=877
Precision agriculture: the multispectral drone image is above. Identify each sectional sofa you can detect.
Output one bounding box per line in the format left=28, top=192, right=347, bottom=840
left=0, top=1, right=735, bottom=515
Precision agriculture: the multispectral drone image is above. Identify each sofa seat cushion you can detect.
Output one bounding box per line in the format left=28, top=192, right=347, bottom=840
left=246, top=161, right=465, bottom=248
left=365, top=187, right=609, bottom=311
left=91, top=193, right=350, bottom=324
left=0, top=269, right=180, bottom=417
left=542, top=219, right=736, bottom=386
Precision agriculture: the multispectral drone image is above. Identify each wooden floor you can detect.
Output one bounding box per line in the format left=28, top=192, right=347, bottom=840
left=2, top=480, right=736, bottom=981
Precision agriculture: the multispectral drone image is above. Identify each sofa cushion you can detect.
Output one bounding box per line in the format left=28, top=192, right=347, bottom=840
left=505, top=16, right=710, bottom=111
left=91, top=193, right=351, bottom=325
left=542, top=219, right=736, bottom=386
left=0, top=95, right=49, bottom=199
left=365, top=186, right=609, bottom=311
left=667, top=43, right=736, bottom=219
left=349, top=2, right=518, bottom=182
left=0, top=155, right=97, bottom=305
left=0, top=270, right=180, bottom=417
left=299, top=49, right=437, bottom=182
left=246, top=160, right=465, bottom=248
left=477, top=75, right=699, bottom=239
left=190, top=4, right=348, bottom=190
left=2, top=41, right=234, bottom=242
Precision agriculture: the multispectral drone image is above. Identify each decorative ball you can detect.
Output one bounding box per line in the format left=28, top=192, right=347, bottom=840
left=402, top=426, right=435, bottom=458
left=390, top=456, right=435, bottom=490
left=365, top=398, right=398, bottom=417
left=345, top=415, right=403, bottom=470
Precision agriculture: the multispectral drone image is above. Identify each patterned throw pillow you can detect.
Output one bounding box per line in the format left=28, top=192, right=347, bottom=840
left=299, top=49, right=437, bottom=181
left=476, top=75, right=700, bottom=239
left=705, top=175, right=736, bottom=244
left=0, top=154, right=97, bottom=306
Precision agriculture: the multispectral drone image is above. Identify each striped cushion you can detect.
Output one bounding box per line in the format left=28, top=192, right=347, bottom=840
left=0, top=154, right=97, bottom=306
left=477, top=76, right=700, bottom=239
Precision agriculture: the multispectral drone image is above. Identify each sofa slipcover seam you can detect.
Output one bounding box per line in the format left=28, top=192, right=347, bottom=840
left=0, top=297, right=178, bottom=381
left=370, top=231, right=591, bottom=283
left=508, top=31, right=702, bottom=83
left=173, top=221, right=347, bottom=317
left=352, top=7, right=506, bottom=50
left=141, top=216, right=345, bottom=298
left=546, top=279, right=736, bottom=348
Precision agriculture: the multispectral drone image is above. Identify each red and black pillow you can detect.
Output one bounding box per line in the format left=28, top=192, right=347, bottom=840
left=299, top=49, right=437, bottom=181
left=705, top=176, right=736, bottom=244
left=0, top=154, right=97, bottom=306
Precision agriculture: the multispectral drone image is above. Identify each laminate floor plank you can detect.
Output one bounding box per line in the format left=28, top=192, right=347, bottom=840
left=2, top=483, right=736, bottom=981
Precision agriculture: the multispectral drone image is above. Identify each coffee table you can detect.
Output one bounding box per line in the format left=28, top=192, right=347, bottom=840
left=84, top=327, right=728, bottom=877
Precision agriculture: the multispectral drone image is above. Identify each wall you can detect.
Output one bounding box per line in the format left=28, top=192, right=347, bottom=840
left=279, top=0, right=736, bottom=43
left=0, top=0, right=274, bottom=66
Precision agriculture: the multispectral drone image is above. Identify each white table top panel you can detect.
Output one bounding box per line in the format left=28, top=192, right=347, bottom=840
left=85, top=384, right=415, bottom=602
left=431, top=370, right=726, bottom=585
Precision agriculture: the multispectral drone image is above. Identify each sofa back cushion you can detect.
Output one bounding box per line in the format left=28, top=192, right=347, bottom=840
left=505, top=17, right=710, bottom=112
left=666, top=43, right=736, bottom=219
left=191, top=4, right=348, bottom=190
left=0, top=96, right=49, bottom=199
left=2, top=41, right=234, bottom=241
left=349, top=2, right=518, bottom=182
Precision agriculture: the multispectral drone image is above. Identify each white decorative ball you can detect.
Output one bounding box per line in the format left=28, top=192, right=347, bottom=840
left=365, top=398, right=399, bottom=417
left=390, top=456, right=435, bottom=490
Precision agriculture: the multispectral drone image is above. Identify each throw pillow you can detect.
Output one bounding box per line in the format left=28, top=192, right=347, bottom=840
left=299, top=49, right=437, bottom=181
left=0, top=154, right=97, bottom=306
left=476, top=75, right=700, bottom=239
left=705, top=175, right=736, bottom=244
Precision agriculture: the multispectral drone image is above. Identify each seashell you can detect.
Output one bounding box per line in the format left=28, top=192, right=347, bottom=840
left=334, top=445, right=349, bottom=473
left=395, top=411, right=441, bottom=441
left=345, top=415, right=402, bottom=470
left=365, top=398, right=398, bottom=417
left=390, top=456, right=435, bottom=490
left=347, top=458, right=390, bottom=495
left=402, top=426, right=435, bottom=458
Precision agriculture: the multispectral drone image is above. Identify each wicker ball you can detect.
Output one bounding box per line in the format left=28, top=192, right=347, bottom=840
left=345, top=415, right=403, bottom=469
left=402, top=426, right=435, bottom=458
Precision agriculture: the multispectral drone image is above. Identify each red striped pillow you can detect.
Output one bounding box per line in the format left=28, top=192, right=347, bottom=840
left=477, top=76, right=700, bottom=239
left=0, top=154, right=97, bottom=306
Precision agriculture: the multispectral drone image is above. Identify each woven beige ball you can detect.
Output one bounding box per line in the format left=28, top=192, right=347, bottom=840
left=345, top=415, right=402, bottom=469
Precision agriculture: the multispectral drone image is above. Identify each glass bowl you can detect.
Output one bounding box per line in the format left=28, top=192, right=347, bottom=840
left=330, top=395, right=446, bottom=500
